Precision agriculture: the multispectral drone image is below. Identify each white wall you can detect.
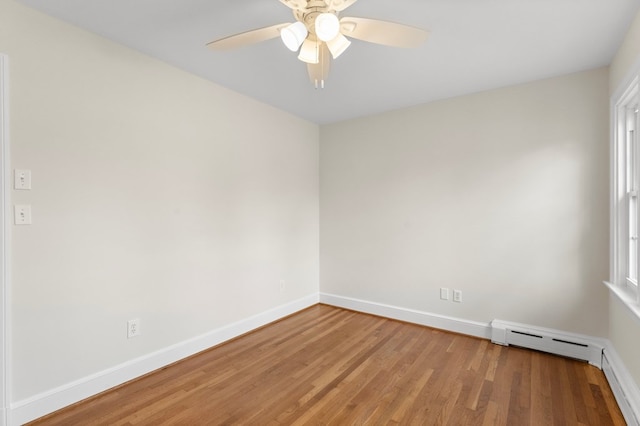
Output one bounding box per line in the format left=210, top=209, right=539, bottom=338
left=320, top=68, right=610, bottom=337
left=0, top=0, right=319, bottom=403
left=609, top=8, right=640, bottom=393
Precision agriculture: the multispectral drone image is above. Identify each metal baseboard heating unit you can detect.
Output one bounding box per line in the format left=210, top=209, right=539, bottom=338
left=491, top=320, right=604, bottom=368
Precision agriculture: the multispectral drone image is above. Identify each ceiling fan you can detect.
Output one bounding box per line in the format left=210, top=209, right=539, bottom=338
left=206, top=0, right=429, bottom=88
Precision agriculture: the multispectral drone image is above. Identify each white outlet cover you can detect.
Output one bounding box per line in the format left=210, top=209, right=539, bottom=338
left=440, top=288, right=449, bottom=300
left=127, top=318, right=141, bottom=338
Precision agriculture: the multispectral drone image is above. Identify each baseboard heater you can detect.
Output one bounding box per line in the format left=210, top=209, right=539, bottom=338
left=491, top=320, right=604, bottom=368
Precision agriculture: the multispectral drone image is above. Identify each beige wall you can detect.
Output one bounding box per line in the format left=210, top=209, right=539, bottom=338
left=1, top=0, right=319, bottom=401
left=610, top=10, right=640, bottom=92
left=609, top=9, right=640, bottom=393
left=321, top=68, right=610, bottom=336
left=610, top=296, right=640, bottom=381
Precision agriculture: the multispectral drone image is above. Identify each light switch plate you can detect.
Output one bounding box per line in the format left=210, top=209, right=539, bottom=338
left=14, top=205, right=32, bottom=225
left=14, top=169, right=31, bottom=190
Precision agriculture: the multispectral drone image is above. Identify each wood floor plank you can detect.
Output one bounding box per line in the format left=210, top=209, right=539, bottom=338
left=27, top=304, right=626, bottom=426
left=530, top=350, right=554, bottom=425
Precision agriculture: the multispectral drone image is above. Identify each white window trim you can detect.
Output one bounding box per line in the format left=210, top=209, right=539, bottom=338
left=607, top=72, right=640, bottom=322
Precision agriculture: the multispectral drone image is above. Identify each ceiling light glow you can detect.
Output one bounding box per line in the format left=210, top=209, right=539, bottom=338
left=281, top=22, right=308, bottom=51
left=315, top=13, right=340, bottom=42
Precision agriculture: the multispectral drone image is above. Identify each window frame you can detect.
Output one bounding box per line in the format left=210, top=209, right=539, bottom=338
left=609, top=74, right=640, bottom=311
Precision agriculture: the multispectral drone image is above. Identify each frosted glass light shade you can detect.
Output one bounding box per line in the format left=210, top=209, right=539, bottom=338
left=327, top=34, right=351, bottom=58
left=281, top=22, right=308, bottom=51
left=298, top=39, right=319, bottom=64
left=315, top=13, right=340, bottom=42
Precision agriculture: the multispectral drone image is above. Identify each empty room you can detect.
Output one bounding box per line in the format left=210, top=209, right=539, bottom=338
left=2, top=0, right=640, bottom=424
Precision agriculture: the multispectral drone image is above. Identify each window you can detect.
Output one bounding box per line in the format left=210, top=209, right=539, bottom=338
left=625, top=100, right=638, bottom=285
left=610, top=76, right=640, bottom=304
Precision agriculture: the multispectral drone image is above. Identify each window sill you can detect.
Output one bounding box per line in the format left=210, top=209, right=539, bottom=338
left=604, top=280, right=640, bottom=324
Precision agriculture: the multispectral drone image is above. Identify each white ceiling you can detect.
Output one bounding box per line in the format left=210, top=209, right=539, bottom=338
left=17, top=0, right=640, bottom=124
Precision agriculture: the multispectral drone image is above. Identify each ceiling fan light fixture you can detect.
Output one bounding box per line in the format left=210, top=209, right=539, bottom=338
left=298, top=38, right=319, bottom=64
left=281, top=21, right=308, bottom=51
left=315, top=13, right=340, bottom=42
left=327, top=33, right=351, bottom=59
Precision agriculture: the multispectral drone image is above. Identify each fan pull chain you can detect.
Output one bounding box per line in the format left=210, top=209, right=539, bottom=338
left=314, top=39, right=325, bottom=90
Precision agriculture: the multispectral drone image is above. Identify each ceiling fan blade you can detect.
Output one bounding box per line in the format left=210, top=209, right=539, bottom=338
left=325, top=0, right=359, bottom=12
left=280, top=0, right=308, bottom=10
left=307, top=44, right=331, bottom=88
left=340, top=17, right=428, bottom=48
left=207, top=23, right=288, bottom=50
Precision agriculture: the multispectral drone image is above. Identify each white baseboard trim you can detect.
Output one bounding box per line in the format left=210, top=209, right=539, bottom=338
left=603, top=341, right=640, bottom=426
left=9, top=293, right=319, bottom=426
left=319, top=293, right=491, bottom=339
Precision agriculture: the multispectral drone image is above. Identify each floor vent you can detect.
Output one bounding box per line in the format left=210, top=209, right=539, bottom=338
left=491, top=320, right=604, bottom=368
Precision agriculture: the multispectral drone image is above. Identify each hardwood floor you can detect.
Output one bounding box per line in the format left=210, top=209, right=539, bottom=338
left=29, top=304, right=625, bottom=425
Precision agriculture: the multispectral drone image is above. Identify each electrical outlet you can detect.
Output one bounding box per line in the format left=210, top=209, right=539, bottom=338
left=453, top=290, right=462, bottom=303
left=440, top=288, right=449, bottom=300
left=127, top=318, right=141, bottom=339
left=280, top=280, right=286, bottom=292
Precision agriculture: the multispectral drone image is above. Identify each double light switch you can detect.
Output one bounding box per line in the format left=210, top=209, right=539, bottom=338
left=14, top=169, right=32, bottom=225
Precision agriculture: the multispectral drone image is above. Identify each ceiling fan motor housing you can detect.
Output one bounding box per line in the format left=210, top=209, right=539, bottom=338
left=293, top=0, right=339, bottom=36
